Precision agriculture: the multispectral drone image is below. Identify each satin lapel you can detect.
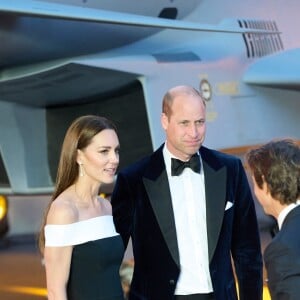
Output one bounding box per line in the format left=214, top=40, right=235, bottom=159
left=203, top=160, right=227, bottom=262
left=143, top=171, right=180, bottom=267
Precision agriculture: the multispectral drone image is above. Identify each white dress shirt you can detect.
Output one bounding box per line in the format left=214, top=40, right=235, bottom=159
left=163, top=145, right=213, bottom=294
left=277, top=199, right=300, bottom=230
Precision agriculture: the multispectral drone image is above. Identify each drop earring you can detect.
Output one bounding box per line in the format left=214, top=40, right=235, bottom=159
left=79, top=163, right=84, bottom=177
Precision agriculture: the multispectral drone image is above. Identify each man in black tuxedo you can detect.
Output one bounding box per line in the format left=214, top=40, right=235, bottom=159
left=246, top=139, right=300, bottom=300
left=112, top=85, right=263, bottom=300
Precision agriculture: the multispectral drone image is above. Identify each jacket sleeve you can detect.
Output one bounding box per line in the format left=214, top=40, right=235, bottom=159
left=111, top=171, right=134, bottom=248
left=264, top=239, right=300, bottom=300
left=230, top=159, right=263, bottom=300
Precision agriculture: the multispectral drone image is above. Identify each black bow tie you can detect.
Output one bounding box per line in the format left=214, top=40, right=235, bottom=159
left=171, top=154, right=201, bottom=176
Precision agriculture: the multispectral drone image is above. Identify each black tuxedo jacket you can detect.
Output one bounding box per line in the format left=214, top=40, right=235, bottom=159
left=112, top=145, right=263, bottom=300
left=264, top=205, right=300, bottom=300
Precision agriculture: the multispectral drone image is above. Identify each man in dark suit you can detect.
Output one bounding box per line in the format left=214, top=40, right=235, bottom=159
left=112, top=85, right=263, bottom=300
left=246, top=139, right=300, bottom=300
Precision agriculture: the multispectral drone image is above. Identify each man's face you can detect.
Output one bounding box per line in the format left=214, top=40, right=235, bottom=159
left=161, top=94, right=206, bottom=161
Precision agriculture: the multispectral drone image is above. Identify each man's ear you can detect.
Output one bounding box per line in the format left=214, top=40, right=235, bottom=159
left=262, top=177, right=270, bottom=195
left=161, top=113, right=168, bottom=131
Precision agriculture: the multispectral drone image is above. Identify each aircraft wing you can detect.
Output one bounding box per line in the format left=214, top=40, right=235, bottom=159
left=244, top=48, right=300, bottom=90
left=0, top=0, right=291, bottom=195
left=0, top=60, right=142, bottom=107
left=0, top=0, right=276, bottom=34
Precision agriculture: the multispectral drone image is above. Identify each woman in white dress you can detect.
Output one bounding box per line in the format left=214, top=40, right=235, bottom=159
left=39, top=115, right=124, bottom=300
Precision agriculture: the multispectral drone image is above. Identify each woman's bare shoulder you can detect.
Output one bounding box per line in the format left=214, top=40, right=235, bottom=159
left=47, top=192, right=78, bottom=225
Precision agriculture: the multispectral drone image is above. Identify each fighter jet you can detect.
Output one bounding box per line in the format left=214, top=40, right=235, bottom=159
left=0, top=0, right=299, bottom=194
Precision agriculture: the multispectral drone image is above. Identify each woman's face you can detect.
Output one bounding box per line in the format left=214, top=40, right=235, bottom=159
left=78, top=129, right=120, bottom=184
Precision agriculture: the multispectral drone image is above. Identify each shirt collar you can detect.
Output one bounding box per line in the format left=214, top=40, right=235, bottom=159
left=163, top=142, right=200, bottom=176
left=278, top=199, right=300, bottom=229
left=163, top=143, right=174, bottom=176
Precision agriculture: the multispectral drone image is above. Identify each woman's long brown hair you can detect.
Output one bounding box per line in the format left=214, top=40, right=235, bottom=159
left=38, top=115, right=117, bottom=254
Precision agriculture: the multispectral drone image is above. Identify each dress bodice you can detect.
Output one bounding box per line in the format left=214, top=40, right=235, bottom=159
left=45, top=216, right=124, bottom=300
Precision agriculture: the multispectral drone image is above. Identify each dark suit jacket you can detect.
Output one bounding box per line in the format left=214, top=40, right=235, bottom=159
left=264, top=205, right=300, bottom=300
left=112, top=145, right=263, bottom=300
